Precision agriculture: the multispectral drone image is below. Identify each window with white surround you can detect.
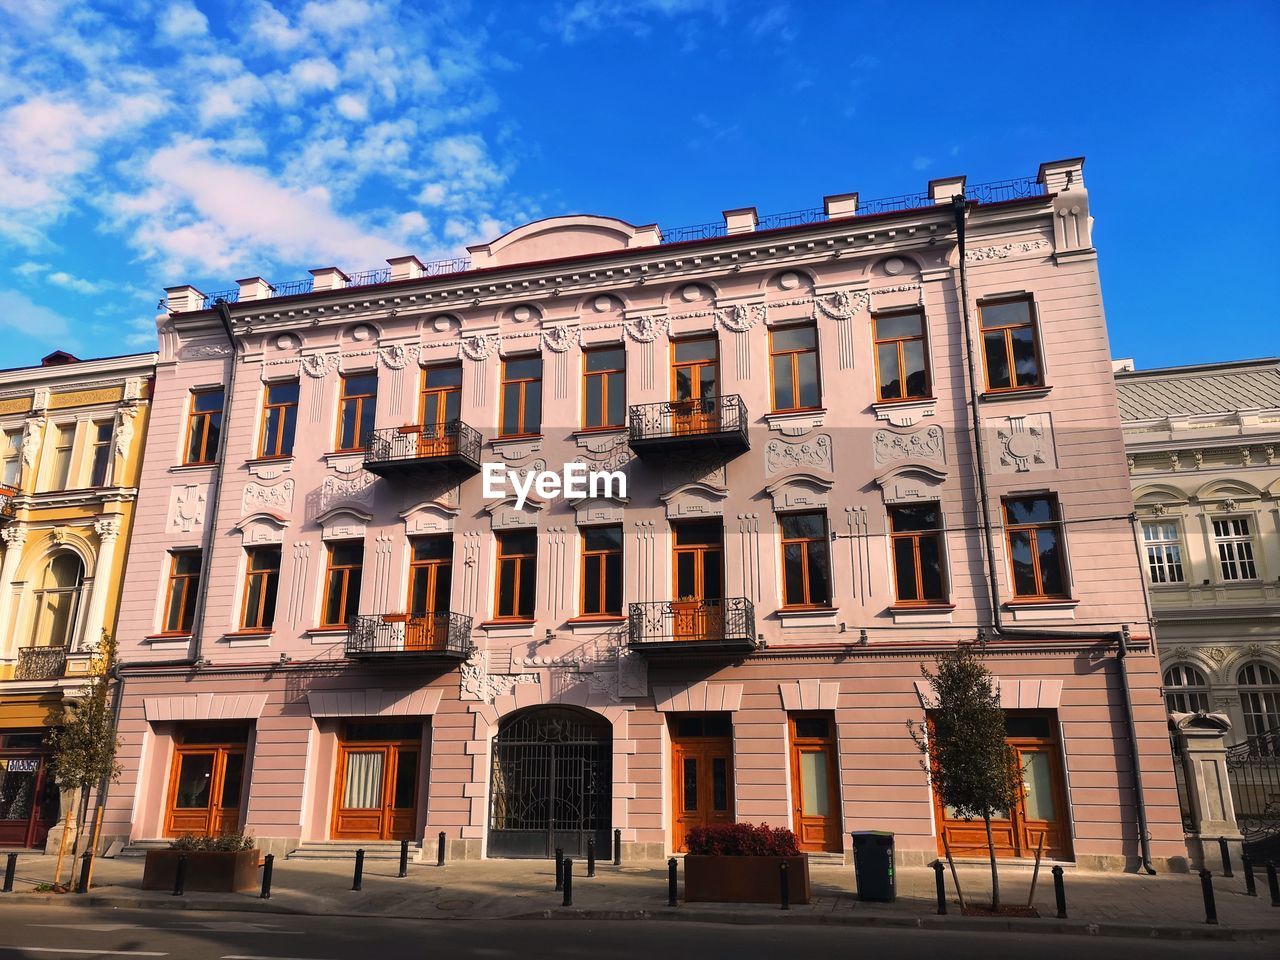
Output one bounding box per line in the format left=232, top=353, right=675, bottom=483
left=1162, top=664, right=1209, bottom=714
left=1142, top=521, right=1184, bottom=584
left=1238, top=662, right=1280, bottom=740
left=1, top=429, right=20, bottom=487
left=1212, top=517, right=1257, bottom=581
left=46, top=424, right=75, bottom=491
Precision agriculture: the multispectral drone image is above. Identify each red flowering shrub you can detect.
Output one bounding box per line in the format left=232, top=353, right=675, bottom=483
left=684, top=822, right=800, bottom=856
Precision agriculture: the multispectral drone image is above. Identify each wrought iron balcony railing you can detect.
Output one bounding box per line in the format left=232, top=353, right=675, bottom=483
left=346, top=612, right=473, bottom=660
left=0, top=483, right=16, bottom=523
left=627, top=394, right=748, bottom=458
left=15, top=646, right=68, bottom=681
left=363, top=420, right=483, bottom=478
left=627, top=598, right=757, bottom=652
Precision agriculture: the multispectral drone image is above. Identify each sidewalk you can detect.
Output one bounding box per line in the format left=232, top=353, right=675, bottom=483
left=2, top=852, right=1277, bottom=942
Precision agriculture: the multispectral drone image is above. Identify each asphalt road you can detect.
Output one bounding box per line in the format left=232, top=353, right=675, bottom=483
left=0, top=905, right=1269, bottom=959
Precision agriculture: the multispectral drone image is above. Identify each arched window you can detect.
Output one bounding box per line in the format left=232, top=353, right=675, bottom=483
left=1237, top=662, right=1280, bottom=740
left=1163, top=664, right=1210, bottom=714
left=30, top=552, right=85, bottom=649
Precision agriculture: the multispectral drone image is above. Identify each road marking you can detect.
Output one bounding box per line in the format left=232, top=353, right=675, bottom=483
left=221, top=956, right=337, bottom=960
left=0, top=950, right=168, bottom=957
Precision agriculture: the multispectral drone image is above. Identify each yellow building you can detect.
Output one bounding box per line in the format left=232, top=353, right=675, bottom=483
left=0, top=349, right=155, bottom=851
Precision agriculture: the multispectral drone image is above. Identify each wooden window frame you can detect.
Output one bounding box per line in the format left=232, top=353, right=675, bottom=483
left=779, top=511, right=832, bottom=608
left=978, top=295, right=1044, bottom=393
left=670, top=336, right=720, bottom=403
left=88, top=421, right=113, bottom=487
left=239, top=546, right=281, bottom=633
left=580, top=524, right=623, bottom=617
left=889, top=503, right=949, bottom=606
left=768, top=323, right=822, bottom=413
left=1002, top=495, right=1070, bottom=601
left=184, top=387, right=224, bottom=466
left=872, top=310, right=932, bottom=403
left=48, top=422, right=76, bottom=490
left=1142, top=520, right=1186, bottom=585
left=320, top=540, right=363, bottom=628
left=258, top=379, right=299, bottom=460
left=161, top=550, right=202, bottom=636
left=494, top=530, right=536, bottom=620
left=335, top=371, right=378, bottom=453
left=419, top=362, right=463, bottom=428
left=499, top=355, right=543, bottom=439
left=581, top=345, right=626, bottom=431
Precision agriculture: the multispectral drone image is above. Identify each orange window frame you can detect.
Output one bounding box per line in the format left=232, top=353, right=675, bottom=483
left=419, top=364, right=462, bottom=427
left=162, top=551, right=201, bottom=635
left=494, top=531, right=536, bottom=619
left=779, top=512, right=831, bottom=608
left=768, top=324, right=821, bottom=413
left=240, top=546, right=281, bottom=632
left=258, top=380, right=299, bottom=459
left=582, top=346, right=626, bottom=430
left=670, top=337, right=720, bottom=402
left=321, top=541, right=363, bottom=627
left=873, top=311, right=931, bottom=402
left=499, top=357, right=542, bottom=438
left=581, top=525, right=623, bottom=616
left=979, top=296, right=1044, bottom=392
left=1002, top=496, right=1068, bottom=599
left=335, top=373, right=377, bottom=452
left=184, top=388, right=223, bottom=465
left=889, top=507, right=947, bottom=605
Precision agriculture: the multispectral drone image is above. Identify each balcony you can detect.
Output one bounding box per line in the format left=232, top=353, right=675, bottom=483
left=14, top=646, right=68, bottom=681
left=627, top=598, right=758, bottom=655
left=627, top=395, right=749, bottom=460
left=0, top=483, right=16, bottom=524
left=363, top=421, right=482, bottom=479
left=345, top=612, right=473, bottom=662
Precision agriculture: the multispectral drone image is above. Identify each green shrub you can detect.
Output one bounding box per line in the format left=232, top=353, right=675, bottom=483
left=168, top=832, right=255, bottom=852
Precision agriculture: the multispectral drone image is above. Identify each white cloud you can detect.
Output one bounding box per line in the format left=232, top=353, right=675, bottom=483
left=335, top=93, right=368, bottom=121
left=299, top=0, right=379, bottom=39
left=46, top=270, right=107, bottom=294
left=158, top=2, right=210, bottom=40
left=13, top=261, right=51, bottom=278
left=912, top=156, right=934, bottom=171
left=0, top=289, right=78, bottom=349
left=246, top=1, right=308, bottom=50
left=551, top=0, right=726, bottom=43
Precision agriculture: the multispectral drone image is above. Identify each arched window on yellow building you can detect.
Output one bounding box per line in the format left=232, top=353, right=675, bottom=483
left=30, top=553, right=85, bottom=649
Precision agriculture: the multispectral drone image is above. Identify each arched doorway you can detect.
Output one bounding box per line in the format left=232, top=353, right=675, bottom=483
left=488, top=706, right=612, bottom=859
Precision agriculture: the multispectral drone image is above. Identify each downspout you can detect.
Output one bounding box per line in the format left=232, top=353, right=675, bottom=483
left=1117, top=626, right=1157, bottom=874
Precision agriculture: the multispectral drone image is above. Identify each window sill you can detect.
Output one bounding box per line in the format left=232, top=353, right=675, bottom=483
left=305, top=626, right=349, bottom=635
left=763, top=408, right=826, bottom=437
left=489, top=434, right=544, bottom=462
left=871, top=397, right=937, bottom=427
left=222, top=631, right=273, bottom=647
left=776, top=606, right=839, bottom=628
left=980, top=386, right=1052, bottom=403
left=572, top=426, right=627, bottom=439
left=144, top=635, right=193, bottom=652
left=1003, top=597, right=1079, bottom=623
left=888, top=603, right=955, bottom=625
left=144, top=632, right=192, bottom=641
left=323, top=450, right=365, bottom=469
left=477, top=619, right=537, bottom=639
left=169, top=462, right=217, bottom=474
left=566, top=614, right=626, bottom=625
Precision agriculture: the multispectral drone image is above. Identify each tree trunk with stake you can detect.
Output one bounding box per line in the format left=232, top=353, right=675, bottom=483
left=983, top=812, right=1000, bottom=911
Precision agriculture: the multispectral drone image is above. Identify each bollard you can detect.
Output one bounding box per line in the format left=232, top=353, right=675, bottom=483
left=1243, top=852, right=1257, bottom=897
left=613, top=828, right=621, bottom=866
left=1199, top=869, right=1218, bottom=924
left=75, top=852, right=91, bottom=894
left=260, top=853, right=274, bottom=900
left=1051, top=864, right=1067, bottom=919
left=399, top=839, right=409, bottom=878
left=587, top=838, right=596, bottom=878
left=2, top=853, right=17, bottom=893
left=1218, top=837, right=1233, bottom=878
left=437, top=831, right=446, bottom=868
left=668, top=857, right=678, bottom=907
left=172, top=854, right=188, bottom=897
left=1267, top=860, right=1280, bottom=907
left=352, top=848, right=365, bottom=891
left=562, top=857, right=573, bottom=907
left=779, top=860, right=790, bottom=911
left=555, top=848, right=564, bottom=891
left=932, top=860, right=947, bottom=915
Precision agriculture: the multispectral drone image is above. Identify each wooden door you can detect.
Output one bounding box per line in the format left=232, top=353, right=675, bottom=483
left=671, top=338, right=719, bottom=434
left=417, top=364, right=462, bottom=456
left=0, top=751, right=55, bottom=848
left=333, top=729, right=420, bottom=841
left=670, top=715, right=734, bottom=852
left=673, top=522, right=723, bottom=642
left=407, top=536, right=452, bottom=650
left=788, top=715, right=841, bottom=852
left=165, top=746, right=244, bottom=837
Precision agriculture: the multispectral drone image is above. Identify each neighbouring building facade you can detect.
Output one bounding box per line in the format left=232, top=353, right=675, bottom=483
left=1117, top=358, right=1280, bottom=743
left=101, top=158, right=1186, bottom=870
left=0, top=350, right=155, bottom=851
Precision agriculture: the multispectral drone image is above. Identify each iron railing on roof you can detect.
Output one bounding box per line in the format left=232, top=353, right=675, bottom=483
left=199, top=288, right=240, bottom=310
left=274, top=278, right=314, bottom=298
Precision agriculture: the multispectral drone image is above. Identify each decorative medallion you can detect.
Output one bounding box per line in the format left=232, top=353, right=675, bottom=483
left=873, top=426, right=943, bottom=466
left=460, top=334, right=493, bottom=361
left=766, top=435, right=834, bottom=475
left=541, top=325, right=578, bottom=353
left=624, top=315, right=667, bottom=343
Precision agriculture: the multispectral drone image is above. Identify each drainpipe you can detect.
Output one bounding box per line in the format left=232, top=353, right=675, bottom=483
left=952, top=195, right=1157, bottom=873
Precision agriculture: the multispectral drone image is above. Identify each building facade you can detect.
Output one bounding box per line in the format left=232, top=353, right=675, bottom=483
left=1117, top=358, right=1280, bottom=744
left=0, top=350, right=155, bottom=851
left=102, top=158, right=1185, bottom=870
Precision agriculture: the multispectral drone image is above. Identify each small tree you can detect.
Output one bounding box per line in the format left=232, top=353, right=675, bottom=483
left=46, top=632, right=122, bottom=866
left=908, top=644, right=1022, bottom=910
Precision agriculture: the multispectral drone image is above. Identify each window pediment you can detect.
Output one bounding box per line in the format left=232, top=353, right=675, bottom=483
left=660, top=481, right=727, bottom=520
left=313, top=506, right=371, bottom=540
left=401, top=501, right=460, bottom=536
left=875, top=464, right=947, bottom=504
left=233, top=511, right=288, bottom=545
left=765, top=472, right=834, bottom=511
left=485, top=495, right=545, bottom=529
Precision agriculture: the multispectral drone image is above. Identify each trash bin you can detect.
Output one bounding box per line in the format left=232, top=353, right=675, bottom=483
left=851, top=830, right=895, bottom=902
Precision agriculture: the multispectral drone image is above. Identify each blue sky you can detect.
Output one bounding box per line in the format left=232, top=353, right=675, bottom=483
left=2, top=0, right=1276, bottom=370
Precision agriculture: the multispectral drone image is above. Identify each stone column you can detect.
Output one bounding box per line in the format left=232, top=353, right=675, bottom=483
left=78, top=517, right=121, bottom=650
left=1171, top=711, right=1243, bottom=871
left=0, top=526, right=28, bottom=660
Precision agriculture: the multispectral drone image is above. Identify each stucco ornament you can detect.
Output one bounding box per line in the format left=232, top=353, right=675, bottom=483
left=460, top=647, right=539, bottom=703
left=873, top=426, right=944, bottom=465
left=1205, top=646, right=1229, bottom=665
left=716, top=303, right=764, bottom=333
left=814, top=289, right=869, bottom=321
left=963, top=238, right=1051, bottom=262
left=21, top=416, right=45, bottom=468
left=765, top=435, right=833, bottom=475
left=94, top=516, right=121, bottom=541
left=460, top=334, right=493, bottom=361
left=1, top=527, right=28, bottom=549
left=301, top=353, right=337, bottom=378
left=320, top=472, right=376, bottom=508
left=242, top=479, right=295, bottom=515
left=378, top=343, right=414, bottom=370
left=624, top=315, right=666, bottom=343
left=541, top=325, right=578, bottom=353
left=112, top=406, right=137, bottom=478
left=996, top=420, right=1045, bottom=472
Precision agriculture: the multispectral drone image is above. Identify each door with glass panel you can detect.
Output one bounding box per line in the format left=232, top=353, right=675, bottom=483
left=670, top=338, right=720, bottom=434
left=332, top=722, right=421, bottom=841
left=406, top=536, right=452, bottom=650
left=788, top=715, right=841, bottom=852
left=670, top=714, right=734, bottom=852
left=672, top=521, right=723, bottom=641
left=164, top=725, right=248, bottom=837
left=416, top=363, right=462, bottom=457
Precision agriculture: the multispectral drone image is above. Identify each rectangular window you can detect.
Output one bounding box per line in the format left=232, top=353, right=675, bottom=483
left=1, top=429, right=21, bottom=487
left=581, top=525, right=623, bottom=616
left=889, top=503, right=947, bottom=604
left=88, top=421, right=113, bottom=487
left=500, top=356, right=542, bottom=437
left=240, top=546, right=281, bottom=632
left=336, top=372, right=377, bottom=452
left=1212, top=517, right=1258, bottom=581
left=420, top=363, right=462, bottom=428
left=874, top=311, right=931, bottom=401
left=162, top=551, right=202, bottom=635
left=495, top=529, right=537, bottom=619
left=672, top=337, right=719, bottom=402
left=259, top=380, right=299, bottom=459
left=770, top=324, right=821, bottom=412
left=583, top=345, right=626, bottom=430
left=1142, top=521, right=1185, bottom=584
left=49, top=424, right=75, bottom=490
left=1003, top=495, right=1069, bottom=599
left=185, top=387, right=224, bottom=465
left=780, top=512, right=832, bottom=607
left=980, top=297, right=1043, bottom=392
left=321, top=541, right=363, bottom=627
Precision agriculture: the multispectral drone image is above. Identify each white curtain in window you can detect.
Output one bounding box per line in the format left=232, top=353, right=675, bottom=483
left=342, top=751, right=384, bottom=809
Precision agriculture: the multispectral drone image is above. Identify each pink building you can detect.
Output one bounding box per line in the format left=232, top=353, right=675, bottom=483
left=104, top=158, right=1186, bottom=870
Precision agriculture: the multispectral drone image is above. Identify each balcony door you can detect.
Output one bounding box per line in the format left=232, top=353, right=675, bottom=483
left=413, top=363, right=462, bottom=457
left=672, top=521, right=723, bottom=641
left=670, top=714, right=734, bottom=852
left=671, top=337, right=720, bottom=435
left=405, top=535, right=453, bottom=650
left=332, top=721, right=422, bottom=841
left=164, top=725, right=248, bottom=838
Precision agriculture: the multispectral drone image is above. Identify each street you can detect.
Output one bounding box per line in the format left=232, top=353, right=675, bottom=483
left=0, top=905, right=1269, bottom=960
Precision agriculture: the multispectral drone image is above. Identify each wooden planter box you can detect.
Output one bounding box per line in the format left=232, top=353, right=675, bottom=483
left=683, top=854, right=810, bottom=904
left=141, top=849, right=259, bottom=893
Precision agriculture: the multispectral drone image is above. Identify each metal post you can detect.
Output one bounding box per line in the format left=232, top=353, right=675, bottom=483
left=399, top=839, right=409, bottom=878
left=613, top=828, right=621, bottom=866
left=172, top=854, right=187, bottom=897
left=668, top=857, right=678, bottom=907
left=75, top=853, right=91, bottom=894
left=1243, top=852, right=1256, bottom=897
left=260, top=854, right=274, bottom=900
left=1218, top=837, right=1233, bottom=878
left=1051, top=864, right=1067, bottom=919
left=1199, top=869, right=1218, bottom=924
left=779, top=861, right=790, bottom=911
left=555, top=848, right=564, bottom=891
left=933, top=860, right=946, bottom=915
left=2, top=853, right=17, bottom=893
left=562, top=857, right=573, bottom=907
left=437, top=831, right=445, bottom=867
left=587, top=838, right=596, bottom=877
left=352, top=849, right=364, bottom=891
left=1267, top=860, right=1280, bottom=907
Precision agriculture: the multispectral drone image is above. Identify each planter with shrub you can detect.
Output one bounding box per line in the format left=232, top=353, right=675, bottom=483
left=141, top=833, right=259, bottom=893
left=682, top=823, right=810, bottom=904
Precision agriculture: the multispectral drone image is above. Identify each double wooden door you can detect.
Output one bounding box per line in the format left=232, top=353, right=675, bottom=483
left=788, top=715, right=842, bottom=852
left=670, top=715, right=734, bottom=852
left=404, top=536, right=452, bottom=650
left=414, top=363, right=462, bottom=457
left=333, top=723, right=421, bottom=841
left=672, top=522, right=723, bottom=642
left=671, top=337, right=720, bottom=434
left=165, top=737, right=246, bottom=837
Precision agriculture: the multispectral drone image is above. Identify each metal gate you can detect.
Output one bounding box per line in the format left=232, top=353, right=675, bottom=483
left=488, top=707, right=612, bottom=859
left=1227, top=727, right=1280, bottom=861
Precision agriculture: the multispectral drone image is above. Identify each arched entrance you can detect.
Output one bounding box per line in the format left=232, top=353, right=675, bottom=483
left=488, top=706, right=612, bottom=859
